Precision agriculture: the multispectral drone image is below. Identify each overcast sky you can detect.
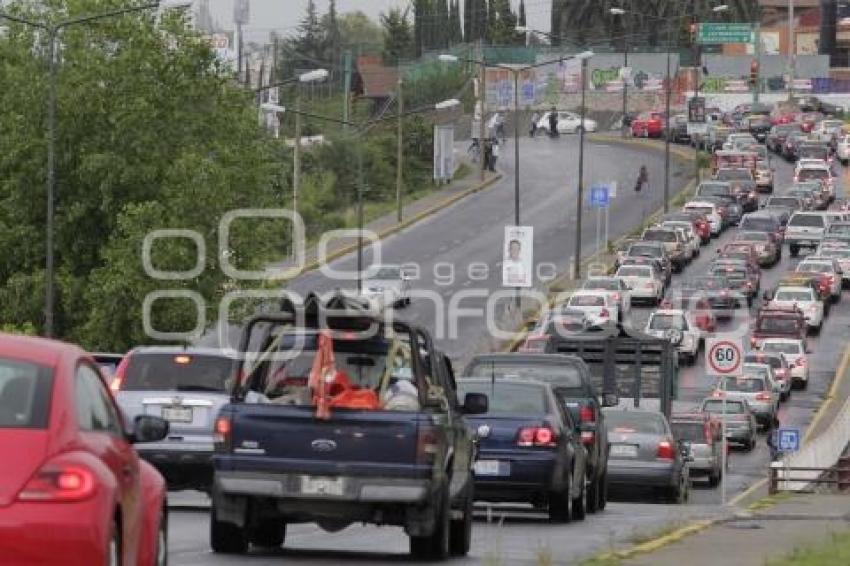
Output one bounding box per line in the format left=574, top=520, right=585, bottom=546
left=208, top=0, right=550, bottom=41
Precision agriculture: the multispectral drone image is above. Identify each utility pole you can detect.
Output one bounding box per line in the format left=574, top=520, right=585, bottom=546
left=478, top=40, right=486, bottom=182
left=342, top=49, right=352, bottom=124
left=293, top=88, right=302, bottom=245
left=664, top=20, right=672, bottom=213
left=45, top=30, right=57, bottom=337
left=754, top=20, right=761, bottom=104
left=396, top=76, right=404, bottom=222
left=788, top=0, right=796, bottom=101
left=573, top=58, right=588, bottom=281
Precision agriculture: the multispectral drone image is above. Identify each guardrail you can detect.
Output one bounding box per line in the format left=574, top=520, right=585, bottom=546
left=769, top=460, right=850, bottom=494
left=771, top=392, right=850, bottom=491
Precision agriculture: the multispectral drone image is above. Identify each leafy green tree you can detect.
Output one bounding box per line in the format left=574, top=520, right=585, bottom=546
left=337, top=11, right=384, bottom=52
left=322, top=0, right=341, bottom=64
left=518, top=0, right=527, bottom=27
left=381, top=8, right=414, bottom=65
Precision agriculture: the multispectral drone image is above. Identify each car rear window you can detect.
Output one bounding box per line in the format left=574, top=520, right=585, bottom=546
left=457, top=381, right=547, bottom=416
left=604, top=410, right=667, bottom=434
left=798, top=147, right=828, bottom=160
left=745, top=356, right=782, bottom=369
left=685, top=206, right=713, bottom=216
left=671, top=422, right=705, bottom=442
left=649, top=314, right=686, bottom=330
left=584, top=279, right=618, bottom=290
left=775, top=290, right=815, bottom=302
left=465, top=362, right=583, bottom=388
left=644, top=230, right=676, bottom=242
left=702, top=400, right=745, bottom=414
left=798, top=169, right=829, bottom=182
left=617, top=267, right=651, bottom=277
left=0, top=359, right=53, bottom=429
left=122, top=352, right=235, bottom=392
left=698, top=185, right=730, bottom=197
left=762, top=342, right=802, bottom=355
left=740, top=217, right=777, bottom=231
left=629, top=244, right=661, bottom=257
left=798, top=262, right=832, bottom=273
left=717, top=169, right=751, bottom=181
left=719, top=376, right=766, bottom=392
left=738, top=232, right=770, bottom=242
left=758, top=316, right=800, bottom=333
left=570, top=295, right=606, bottom=307
left=789, top=214, right=825, bottom=228
left=769, top=198, right=798, bottom=208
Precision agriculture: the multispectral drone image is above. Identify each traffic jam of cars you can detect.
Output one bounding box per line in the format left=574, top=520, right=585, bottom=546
left=2, top=102, right=848, bottom=565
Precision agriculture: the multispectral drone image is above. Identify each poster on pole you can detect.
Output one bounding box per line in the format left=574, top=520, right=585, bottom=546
left=502, top=226, right=534, bottom=288
left=433, top=125, right=455, bottom=181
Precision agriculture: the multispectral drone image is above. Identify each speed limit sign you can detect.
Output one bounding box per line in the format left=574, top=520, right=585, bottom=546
left=705, top=337, right=744, bottom=377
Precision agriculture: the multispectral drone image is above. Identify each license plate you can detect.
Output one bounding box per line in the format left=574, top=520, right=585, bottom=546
left=610, top=444, right=638, bottom=458
left=300, top=476, right=345, bottom=496
left=474, top=460, right=509, bottom=477
left=161, top=406, right=192, bottom=423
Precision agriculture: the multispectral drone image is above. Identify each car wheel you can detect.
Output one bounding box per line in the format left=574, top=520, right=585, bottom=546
left=410, top=486, right=450, bottom=560
left=249, top=520, right=285, bottom=549
left=108, top=519, right=121, bottom=566
left=572, top=471, right=587, bottom=521
left=449, top=486, right=473, bottom=556
left=548, top=472, right=573, bottom=523
left=599, top=474, right=608, bottom=510
left=155, top=507, right=168, bottom=566
left=790, top=245, right=799, bottom=257
left=210, top=503, right=248, bottom=554
left=708, top=469, right=721, bottom=488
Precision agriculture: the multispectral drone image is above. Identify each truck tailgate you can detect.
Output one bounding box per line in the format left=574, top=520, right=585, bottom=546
left=217, top=404, right=431, bottom=479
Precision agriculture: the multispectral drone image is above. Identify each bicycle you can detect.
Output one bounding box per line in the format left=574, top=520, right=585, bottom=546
left=467, top=138, right=481, bottom=163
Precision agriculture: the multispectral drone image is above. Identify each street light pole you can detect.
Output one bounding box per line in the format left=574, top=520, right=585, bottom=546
left=513, top=70, right=521, bottom=226
left=664, top=21, right=673, bottom=213
left=293, top=87, right=302, bottom=250
left=574, top=57, right=588, bottom=280
left=396, top=77, right=404, bottom=222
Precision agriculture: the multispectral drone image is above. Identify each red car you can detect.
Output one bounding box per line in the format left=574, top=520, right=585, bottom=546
left=0, top=333, right=169, bottom=565
left=631, top=111, right=665, bottom=138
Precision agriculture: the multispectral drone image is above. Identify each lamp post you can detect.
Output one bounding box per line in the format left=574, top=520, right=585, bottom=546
left=0, top=1, right=186, bottom=337
left=609, top=6, right=630, bottom=137
left=269, top=99, right=460, bottom=292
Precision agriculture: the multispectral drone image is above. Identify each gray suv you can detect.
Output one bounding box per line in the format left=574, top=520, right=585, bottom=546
left=113, top=347, right=236, bottom=491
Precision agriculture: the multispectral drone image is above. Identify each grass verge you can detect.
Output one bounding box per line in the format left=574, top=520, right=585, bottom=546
left=766, top=529, right=850, bottom=566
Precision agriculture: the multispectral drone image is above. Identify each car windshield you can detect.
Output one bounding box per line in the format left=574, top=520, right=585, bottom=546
left=671, top=422, right=706, bottom=442
left=570, top=295, right=605, bottom=307
left=618, top=267, right=651, bottom=277
left=769, top=198, right=799, bottom=208
left=762, top=342, right=802, bottom=355
left=798, top=169, right=829, bottom=182
left=122, top=352, right=236, bottom=392
left=775, top=290, right=815, bottom=302
left=0, top=358, right=53, bottom=429
left=742, top=364, right=770, bottom=378
left=719, top=376, right=766, bottom=392
left=649, top=314, right=686, bottom=330
left=820, top=248, right=850, bottom=258
left=702, top=400, right=745, bottom=414
left=717, top=169, right=751, bottom=181
left=789, top=214, right=825, bottom=228
left=605, top=411, right=667, bottom=434
left=798, top=147, right=828, bottom=160
left=465, top=362, right=583, bottom=388
left=746, top=356, right=782, bottom=369
left=828, top=224, right=850, bottom=235
left=457, top=381, right=547, bottom=416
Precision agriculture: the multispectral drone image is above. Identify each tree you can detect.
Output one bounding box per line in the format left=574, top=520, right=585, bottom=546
left=322, top=0, right=341, bottom=64
left=293, top=0, right=325, bottom=65
left=488, top=0, right=518, bottom=45
left=463, top=0, right=472, bottom=42
left=518, top=0, right=527, bottom=28
left=0, top=0, right=283, bottom=348
left=486, top=0, right=497, bottom=42
left=413, top=0, right=427, bottom=56
left=435, top=0, right=449, bottom=48
left=381, top=7, right=414, bottom=65
left=450, top=0, right=463, bottom=44
left=337, top=11, right=384, bottom=52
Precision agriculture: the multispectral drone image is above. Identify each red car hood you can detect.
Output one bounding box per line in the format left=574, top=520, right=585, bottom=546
left=0, top=430, right=48, bottom=507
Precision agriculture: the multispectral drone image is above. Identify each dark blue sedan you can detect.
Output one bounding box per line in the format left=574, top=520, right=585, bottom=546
left=457, top=378, right=588, bottom=523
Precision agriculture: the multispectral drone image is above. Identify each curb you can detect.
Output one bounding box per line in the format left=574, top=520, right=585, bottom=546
left=588, top=133, right=699, bottom=162
left=582, top=344, right=850, bottom=565
left=276, top=173, right=503, bottom=281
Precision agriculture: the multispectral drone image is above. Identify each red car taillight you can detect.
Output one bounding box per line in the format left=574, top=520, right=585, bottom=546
left=656, top=439, right=676, bottom=461
left=579, top=406, right=596, bottom=445
left=517, top=426, right=557, bottom=448
left=599, top=308, right=610, bottom=318
left=755, top=392, right=772, bottom=401
left=417, top=426, right=439, bottom=463
left=214, top=416, right=233, bottom=451
left=18, top=461, right=97, bottom=502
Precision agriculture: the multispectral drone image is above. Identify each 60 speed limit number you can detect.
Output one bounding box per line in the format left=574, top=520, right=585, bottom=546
left=705, top=338, right=743, bottom=377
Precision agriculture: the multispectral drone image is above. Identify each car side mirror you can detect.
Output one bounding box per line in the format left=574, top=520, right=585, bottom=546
left=601, top=392, right=619, bottom=408
left=129, top=415, right=169, bottom=443
left=462, top=392, right=488, bottom=415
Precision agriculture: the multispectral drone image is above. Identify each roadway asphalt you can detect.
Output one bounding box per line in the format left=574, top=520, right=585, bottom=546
left=168, top=139, right=849, bottom=564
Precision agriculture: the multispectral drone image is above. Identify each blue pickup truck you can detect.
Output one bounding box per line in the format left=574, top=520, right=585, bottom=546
left=210, top=297, right=487, bottom=560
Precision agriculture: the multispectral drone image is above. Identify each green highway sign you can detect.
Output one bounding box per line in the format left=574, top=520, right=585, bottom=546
left=697, top=23, right=753, bottom=44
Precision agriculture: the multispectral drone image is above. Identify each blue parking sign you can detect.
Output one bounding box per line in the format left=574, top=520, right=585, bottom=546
left=777, top=428, right=800, bottom=452
left=590, top=185, right=609, bottom=208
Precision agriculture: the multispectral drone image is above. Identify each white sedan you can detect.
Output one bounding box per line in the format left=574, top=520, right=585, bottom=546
left=615, top=265, right=663, bottom=306
left=644, top=309, right=701, bottom=365
left=769, top=286, right=824, bottom=332
left=581, top=276, right=632, bottom=318
left=360, top=264, right=412, bottom=308
left=760, top=338, right=811, bottom=389
left=566, top=290, right=619, bottom=326
left=537, top=111, right=597, bottom=134
left=836, top=135, right=850, bottom=165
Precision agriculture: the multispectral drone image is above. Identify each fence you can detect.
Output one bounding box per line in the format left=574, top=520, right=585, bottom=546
left=772, top=392, right=850, bottom=491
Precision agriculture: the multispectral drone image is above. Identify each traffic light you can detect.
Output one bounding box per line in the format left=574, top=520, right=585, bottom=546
left=749, top=60, right=759, bottom=88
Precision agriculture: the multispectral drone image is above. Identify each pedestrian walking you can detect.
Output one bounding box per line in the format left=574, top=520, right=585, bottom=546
left=490, top=138, right=500, bottom=171
left=483, top=138, right=493, bottom=172
left=494, top=113, right=506, bottom=142
left=635, top=165, right=648, bottom=193
left=530, top=111, right=540, bottom=137
left=548, top=106, right=559, bottom=137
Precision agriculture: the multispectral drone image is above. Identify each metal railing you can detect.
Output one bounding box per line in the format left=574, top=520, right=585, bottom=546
left=769, top=459, right=850, bottom=495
